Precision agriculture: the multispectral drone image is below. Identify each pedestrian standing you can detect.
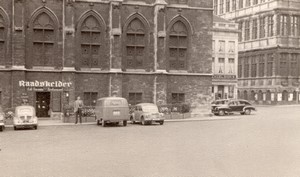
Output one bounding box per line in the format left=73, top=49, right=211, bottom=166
left=74, top=96, right=83, bottom=124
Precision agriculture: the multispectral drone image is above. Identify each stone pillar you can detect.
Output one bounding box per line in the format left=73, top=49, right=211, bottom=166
left=155, top=0, right=167, bottom=72
left=63, top=0, right=76, bottom=70
left=12, top=0, right=25, bottom=67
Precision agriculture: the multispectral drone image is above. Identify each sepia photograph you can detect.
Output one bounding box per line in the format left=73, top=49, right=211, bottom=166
left=1, top=0, right=300, bottom=176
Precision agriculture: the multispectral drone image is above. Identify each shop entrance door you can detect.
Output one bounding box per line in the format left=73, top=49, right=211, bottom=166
left=36, top=92, right=51, bottom=117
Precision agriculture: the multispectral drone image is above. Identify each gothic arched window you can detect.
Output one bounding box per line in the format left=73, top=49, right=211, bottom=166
left=0, top=16, right=5, bottom=65
left=169, top=21, right=188, bottom=70
left=80, top=16, right=101, bottom=68
left=126, top=18, right=146, bottom=69
left=32, top=13, right=56, bottom=66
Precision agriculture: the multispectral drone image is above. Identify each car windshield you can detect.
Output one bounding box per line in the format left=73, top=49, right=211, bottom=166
left=142, top=105, right=159, bottom=113
left=17, top=107, right=34, bottom=116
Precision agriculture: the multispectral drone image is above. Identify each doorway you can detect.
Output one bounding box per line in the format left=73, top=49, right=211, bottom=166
left=36, top=92, right=51, bottom=117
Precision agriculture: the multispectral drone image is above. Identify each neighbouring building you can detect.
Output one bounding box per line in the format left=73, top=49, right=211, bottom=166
left=0, top=0, right=213, bottom=118
left=214, top=0, right=300, bottom=104
left=212, top=15, right=238, bottom=100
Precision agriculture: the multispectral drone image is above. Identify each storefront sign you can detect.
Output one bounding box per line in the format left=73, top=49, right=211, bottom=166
left=212, top=75, right=236, bottom=79
left=19, top=80, right=72, bottom=91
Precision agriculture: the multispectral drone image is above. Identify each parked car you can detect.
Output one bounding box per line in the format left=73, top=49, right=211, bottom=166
left=0, top=106, right=4, bottom=132
left=211, top=99, right=256, bottom=116
left=95, top=97, right=129, bottom=127
left=13, top=105, right=38, bottom=130
left=130, top=103, right=164, bottom=125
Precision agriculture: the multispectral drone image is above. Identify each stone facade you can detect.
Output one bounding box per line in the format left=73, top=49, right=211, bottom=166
left=212, top=15, right=239, bottom=100
left=215, top=0, right=300, bottom=104
left=0, top=0, right=213, bottom=118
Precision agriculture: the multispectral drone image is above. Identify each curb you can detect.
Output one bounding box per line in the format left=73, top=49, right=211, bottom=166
left=4, top=116, right=240, bottom=128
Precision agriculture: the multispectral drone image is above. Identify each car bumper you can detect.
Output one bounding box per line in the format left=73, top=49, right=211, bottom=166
left=145, top=118, right=164, bottom=122
left=14, top=123, right=38, bottom=128
left=0, top=122, right=4, bottom=126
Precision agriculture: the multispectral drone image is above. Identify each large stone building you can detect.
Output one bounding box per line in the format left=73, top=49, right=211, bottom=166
left=214, top=0, right=300, bottom=104
left=0, top=0, right=213, bottom=118
left=212, top=15, right=238, bottom=100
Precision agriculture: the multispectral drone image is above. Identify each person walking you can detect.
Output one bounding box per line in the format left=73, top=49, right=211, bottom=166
left=74, top=96, right=83, bottom=124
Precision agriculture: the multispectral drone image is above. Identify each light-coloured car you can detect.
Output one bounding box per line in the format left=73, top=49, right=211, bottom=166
left=0, top=107, right=4, bottom=132
left=13, top=105, right=38, bottom=130
left=130, top=103, right=164, bottom=125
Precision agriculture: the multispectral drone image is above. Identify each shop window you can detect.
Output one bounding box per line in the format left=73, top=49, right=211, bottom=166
left=169, top=21, right=188, bottom=70
left=80, top=16, right=101, bottom=68
left=32, top=13, right=56, bottom=66
left=171, top=93, right=185, bottom=104
left=128, top=92, right=142, bottom=105
left=0, top=15, right=5, bottom=65
left=126, top=18, right=146, bottom=69
left=84, top=92, right=98, bottom=106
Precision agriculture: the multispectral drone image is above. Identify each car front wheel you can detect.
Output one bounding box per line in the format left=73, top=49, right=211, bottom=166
left=244, top=109, right=251, bottom=115
left=0, top=126, right=3, bottom=132
left=141, top=117, right=145, bottom=125
left=218, top=110, right=225, bottom=116
left=159, top=121, right=164, bottom=125
left=102, top=120, right=106, bottom=127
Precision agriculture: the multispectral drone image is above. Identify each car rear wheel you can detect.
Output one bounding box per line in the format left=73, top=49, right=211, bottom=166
left=159, top=121, right=164, bottom=125
left=102, top=120, right=106, bottom=127
left=141, top=117, right=145, bottom=125
left=96, top=120, right=101, bottom=126
left=0, top=126, right=3, bottom=132
left=123, top=120, right=127, bottom=126
left=14, top=126, right=17, bottom=130
left=218, top=110, right=225, bottom=116
left=244, top=109, right=251, bottom=115
left=34, top=125, right=38, bottom=130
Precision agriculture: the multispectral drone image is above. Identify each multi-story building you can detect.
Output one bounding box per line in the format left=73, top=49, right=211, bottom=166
left=212, top=15, right=239, bottom=100
left=214, top=0, right=300, bottom=104
left=0, top=0, right=213, bottom=118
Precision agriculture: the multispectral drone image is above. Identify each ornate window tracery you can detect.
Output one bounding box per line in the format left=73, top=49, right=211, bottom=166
left=80, top=16, right=102, bottom=68
left=168, top=21, right=188, bottom=70
left=0, top=16, right=5, bottom=65
left=126, top=18, right=146, bottom=69
left=32, top=13, right=56, bottom=66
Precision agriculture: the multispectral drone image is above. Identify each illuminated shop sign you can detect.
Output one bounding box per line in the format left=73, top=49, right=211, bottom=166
left=19, top=80, right=72, bottom=91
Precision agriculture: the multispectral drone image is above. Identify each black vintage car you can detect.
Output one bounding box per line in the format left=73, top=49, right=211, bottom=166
left=211, top=99, right=256, bottom=116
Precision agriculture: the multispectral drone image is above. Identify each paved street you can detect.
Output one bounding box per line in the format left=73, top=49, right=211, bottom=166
left=1, top=105, right=300, bottom=177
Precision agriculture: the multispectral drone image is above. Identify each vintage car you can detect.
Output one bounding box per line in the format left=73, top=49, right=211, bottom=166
left=130, top=103, right=164, bottom=125
left=95, top=97, right=129, bottom=127
left=13, top=105, right=38, bottom=130
left=211, top=99, right=256, bottom=116
left=0, top=106, right=4, bottom=132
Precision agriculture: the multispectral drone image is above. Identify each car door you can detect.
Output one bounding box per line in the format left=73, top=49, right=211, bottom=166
left=237, top=101, right=245, bottom=112
left=228, top=101, right=238, bottom=112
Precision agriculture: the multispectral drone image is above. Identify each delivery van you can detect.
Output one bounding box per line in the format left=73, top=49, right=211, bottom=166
left=95, top=97, right=129, bottom=127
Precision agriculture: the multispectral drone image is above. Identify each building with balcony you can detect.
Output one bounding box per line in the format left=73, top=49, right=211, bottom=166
left=214, top=0, right=300, bottom=104
left=0, top=0, right=213, bottom=118
left=212, top=15, right=239, bottom=100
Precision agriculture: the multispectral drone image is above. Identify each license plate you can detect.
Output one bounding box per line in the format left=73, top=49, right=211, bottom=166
left=113, top=110, right=120, bottom=116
